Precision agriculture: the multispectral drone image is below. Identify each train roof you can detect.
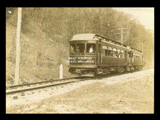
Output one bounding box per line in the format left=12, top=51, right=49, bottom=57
left=70, top=33, right=142, bottom=53
left=71, top=33, right=98, bottom=41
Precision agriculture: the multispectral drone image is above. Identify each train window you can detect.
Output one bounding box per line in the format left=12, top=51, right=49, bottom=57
left=113, top=48, right=117, bottom=58
left=86, top=43, right=96, bottom=53
left=135, top=56, right=138, bottom=60
left=107, top=50, right=110, bottom=56
left=135, top=56, right=140, bottom=60
left=117, top=49, right=120, bottom=58
left=122, top=53, right=124, bottom=58
left=125, top=51, right=127, bottom=58
left=111, top=51, right=113, bottom=56
left=105, top=50, right=108, bottom=56
left=116, top=51, right=119, bottom=58
left=119, top=50, right=124, bottom=58
left=77, top=43, right=85, bottom=54
left=113, top=51, right=118, bottom=58
left=70, top=43, right=76, bottom=54
left=128, top=51, right=131, bottom=57
left=119, top=52, right=123, bottom=58
left=140, top=56, right=142, bottom=60
left=128, top=51, right=133, bottom=58
left=119, top=52, right=122, bottom=58
left=134, top=55, right=136, bottom=61
left=107, top=47, right=113, bottom=57
left=105, top=50, right=111, bottom=56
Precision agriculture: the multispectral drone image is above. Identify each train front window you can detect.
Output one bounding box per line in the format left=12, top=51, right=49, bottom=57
left=86, top=43, right=96, bottom=54
left=77, top=43, right=85, bottom=54
left=70, top=43, right=76, bottom=54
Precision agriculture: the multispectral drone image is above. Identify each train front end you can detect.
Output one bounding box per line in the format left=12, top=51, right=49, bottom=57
left=69, top=34, right=98, bottom=76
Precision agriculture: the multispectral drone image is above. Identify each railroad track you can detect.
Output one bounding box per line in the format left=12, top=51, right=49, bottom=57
left=6, top=70, right=145, bottom=98
left=6, top=77, right=92, bottom=96
left=5, top=72, right=128, bottom=96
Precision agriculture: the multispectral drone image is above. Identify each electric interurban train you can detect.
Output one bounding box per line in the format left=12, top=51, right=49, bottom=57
left=68, top=33, right=144, bottom=76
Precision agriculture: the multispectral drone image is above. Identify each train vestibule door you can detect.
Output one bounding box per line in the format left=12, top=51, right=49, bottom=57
left=127, top=51, right=133, bottom=64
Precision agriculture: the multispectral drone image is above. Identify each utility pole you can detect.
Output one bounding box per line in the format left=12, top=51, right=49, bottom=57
left=98, top=8, right=101, bottom=34
left=15, top=7, right=22, bottom=85
left=114, top=28, right=128, bottom=44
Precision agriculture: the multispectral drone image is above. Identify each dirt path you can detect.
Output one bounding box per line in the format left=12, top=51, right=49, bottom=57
left=6, top=69, right=154, bottom=113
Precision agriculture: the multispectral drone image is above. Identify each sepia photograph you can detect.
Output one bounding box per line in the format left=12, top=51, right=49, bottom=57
left=6, top=7, right=154, bottom=113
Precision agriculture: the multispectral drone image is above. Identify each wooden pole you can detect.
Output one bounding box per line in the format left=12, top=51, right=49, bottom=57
left=15, top=7, right=22, bottom=85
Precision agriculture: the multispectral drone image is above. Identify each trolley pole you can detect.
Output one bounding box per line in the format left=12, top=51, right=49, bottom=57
left=15, top=7, right=22, bottom=85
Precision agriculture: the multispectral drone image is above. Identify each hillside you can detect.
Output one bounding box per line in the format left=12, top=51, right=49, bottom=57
left=6, top=9, right=72, bottom=85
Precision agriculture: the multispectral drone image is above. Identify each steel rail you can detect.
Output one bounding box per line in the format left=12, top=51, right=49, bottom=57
left=6, top=79, right=81, bottom=95
left=8, top=77, right=80, bottom=89
left=6, top=69, right=146, bottom=96
left=6, top=70, right=144, bottom=95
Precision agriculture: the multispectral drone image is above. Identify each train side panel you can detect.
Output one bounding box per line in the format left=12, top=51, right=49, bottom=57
left=98, top=42, right=128, bottom=67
